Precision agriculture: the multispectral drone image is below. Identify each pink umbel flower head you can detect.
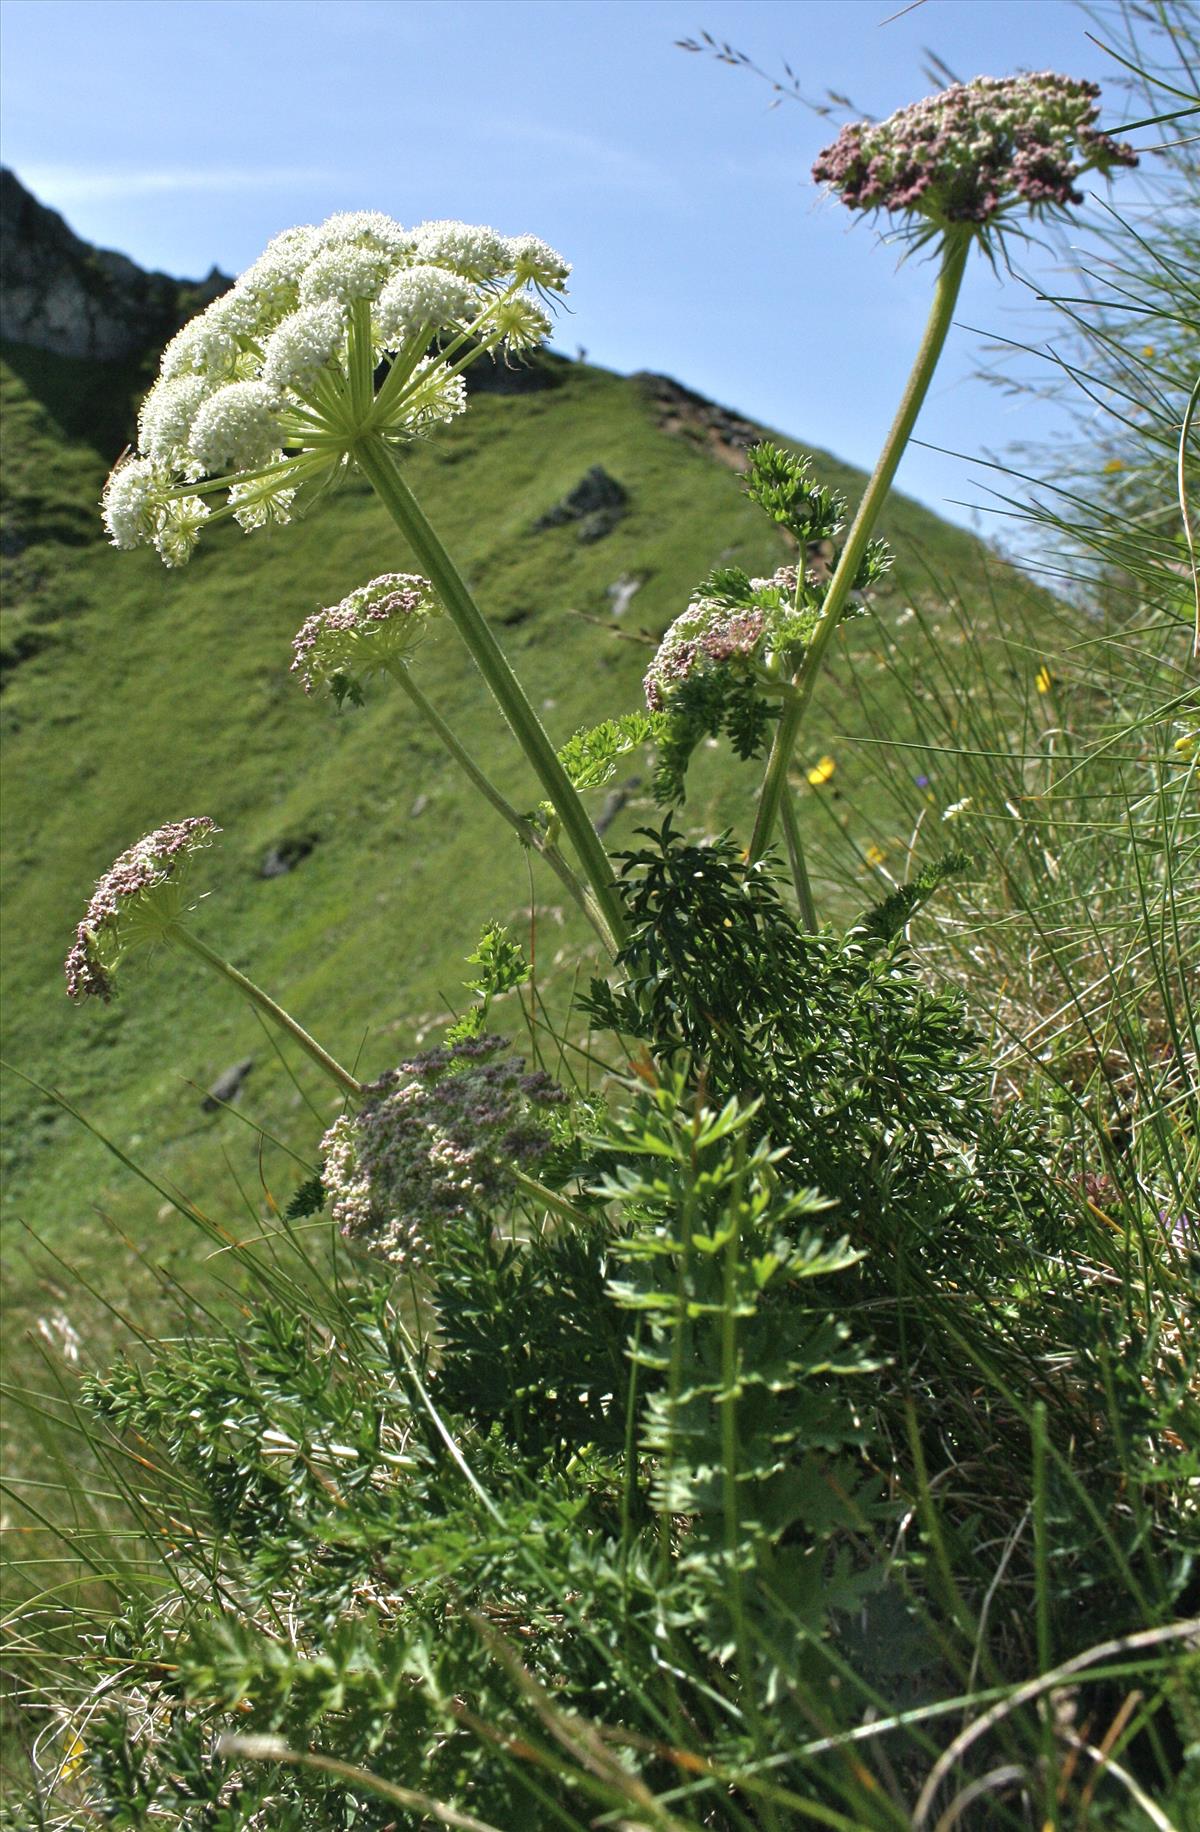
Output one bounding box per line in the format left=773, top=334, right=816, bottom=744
left=320, top=1035, right=566, bottom=1266
left=65, top=818, right=219, bottom=1001
left=643, top=567, right=804, bottom=712
left=291, top=572, right=441, bottom=700
left=812, top=74, right=1136, bottom=236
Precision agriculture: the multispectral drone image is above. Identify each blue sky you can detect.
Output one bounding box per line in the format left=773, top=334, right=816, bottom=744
left=0, top=0, right=1150, bottom=531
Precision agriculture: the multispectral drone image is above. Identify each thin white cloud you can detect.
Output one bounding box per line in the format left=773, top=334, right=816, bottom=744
left=438, top=112, right=683, bottom=202
left=16, top=164, right=332, bottom=205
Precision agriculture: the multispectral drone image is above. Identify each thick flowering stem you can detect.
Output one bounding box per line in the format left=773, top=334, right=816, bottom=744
left=379, top=659, right=613, bottom=950
left=354, top=433, right=628, bottom=952
left=748, top=228, right=972, bottom=867
left=171, top=927, right=364, bottom=1099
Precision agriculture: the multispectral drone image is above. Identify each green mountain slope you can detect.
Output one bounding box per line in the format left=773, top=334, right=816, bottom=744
left=1, top=325, right=1059, bottom=1356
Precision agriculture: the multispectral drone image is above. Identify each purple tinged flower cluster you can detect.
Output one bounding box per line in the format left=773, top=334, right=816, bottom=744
left=320, top=1035, right=567, bottom=1266
left=65, top=818, right=219, bottom=1002
left=643, top=566, right=798, bottom=712
left=291, top=573, right=440, bottom=696
left=812, top=74, right=1136, bottom=229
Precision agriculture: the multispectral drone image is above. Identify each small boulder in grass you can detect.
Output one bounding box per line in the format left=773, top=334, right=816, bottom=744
left=533, top=465, right=628, bottom=538
left=259, top=832, right=318, bottom=879
left=202, top=1058, right=254, bottom=1112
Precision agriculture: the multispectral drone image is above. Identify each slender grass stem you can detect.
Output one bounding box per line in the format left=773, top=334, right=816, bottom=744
left=778, top=780, right=818, bottom=931
left=353, top=433, right=628, bottom=951
left=719, top=1135, right=783, bottom=1832
left=171, top=928, right=364, bottom=1099
left=379, top=659, right=610, bottom=948
left=748, top=228, right=972, bottom=869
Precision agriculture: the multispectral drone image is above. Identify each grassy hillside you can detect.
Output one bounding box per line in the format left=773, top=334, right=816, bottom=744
left=0, top=338, right=1064, bottom=1362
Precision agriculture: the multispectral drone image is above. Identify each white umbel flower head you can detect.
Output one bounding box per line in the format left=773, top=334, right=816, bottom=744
left=506, top=233, right=571, bottom=291
left=375, top=265, right=479, bottom=347
left=101, top=456, right=170, bottom=551
left=299, top=243, right=396, bottom=309
left=231, top=224, right=319, bottom=328
left=314, top=210, right=413, bottom=260
left=412, top=219, right=511, bottom=282
left=486, top=294, right=552, bottom=353
left=137, top=374, right=213, bottom=472
left=188, top=380, right=283, bottom=474
left=261, top=300, right=347, bottom=390
left=160, top=296, right=242, bottom=383
left=229, top=472, right=297, bottom=532
left=154, top=494, right=211, bottom=567
left=397, top=357, right=467, bottom=432
left=107, top=206, right=571, bottom=565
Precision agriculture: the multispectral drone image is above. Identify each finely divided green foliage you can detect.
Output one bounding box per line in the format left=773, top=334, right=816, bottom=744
left=557, top=709, right=670, bottom=790
left=8, top=835, right=1193, bottom=1829
left=584, top=824, right=1057, bottom=1275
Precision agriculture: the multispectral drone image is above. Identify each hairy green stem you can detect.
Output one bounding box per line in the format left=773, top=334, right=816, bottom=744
left=380, top=659, right=610, bottom=947
left=172, top=928, right=364, bottom=1099
left=354, top=434, right=628, bottom=952
left=748, top=229, right=972, bottom=868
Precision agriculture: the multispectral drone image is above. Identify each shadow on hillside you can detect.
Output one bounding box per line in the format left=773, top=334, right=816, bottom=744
left=1, top=337, right=148, bottom=462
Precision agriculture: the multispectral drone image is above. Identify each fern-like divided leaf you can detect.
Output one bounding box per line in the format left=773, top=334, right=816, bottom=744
left=745, top=440, right=847, bottom=544
left=285, top=1172, right=326, bottom=1220
left=447, top=920, right=531, bottom=1042
left=557, top=711, right=669, bottom=791
left=857, top=847, right=976, bottom=944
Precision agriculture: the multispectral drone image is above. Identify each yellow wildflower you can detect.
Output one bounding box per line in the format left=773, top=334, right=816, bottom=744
left=1174, top=732, right=1197, bottom=761
left=1035, top=665, right=1053, bottom=694
left=806, top=754, right=836, bottom=786
left=1102, top=458, right=1125, bottom=475
left=864, top=843, right=887, bottom=868
left=1141, top=345, right=1156, bottom=358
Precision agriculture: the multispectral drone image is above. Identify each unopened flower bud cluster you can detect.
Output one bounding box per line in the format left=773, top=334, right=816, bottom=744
left=103, top=211, right=570, bottom=566
left=291, top=573, right=441, bottom=698
left=65, top=818, right=219, bottom=1001
left=813, top=74, right=1135, bottom=229
left=320, top=1036, right=566, bottom=1266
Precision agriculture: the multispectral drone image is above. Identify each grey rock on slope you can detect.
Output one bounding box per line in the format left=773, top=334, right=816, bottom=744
left=0, top=167, right=229, bottom=362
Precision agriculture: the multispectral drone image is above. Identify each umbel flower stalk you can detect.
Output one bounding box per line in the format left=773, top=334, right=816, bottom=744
left=292, top=575, right=612, bottom=943
left=66, top=822, right=362, bottom=1099
left=747, top=74, right=1136, bottom=870
left=101, top=211, right=627, bottom=950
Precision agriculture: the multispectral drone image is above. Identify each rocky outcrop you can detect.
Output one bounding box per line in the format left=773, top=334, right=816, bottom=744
left=633, top=372, right=760, bottom=471
left=0, top=168, right=229, bottom=362
left=533, top=464, right=629, bottom=542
